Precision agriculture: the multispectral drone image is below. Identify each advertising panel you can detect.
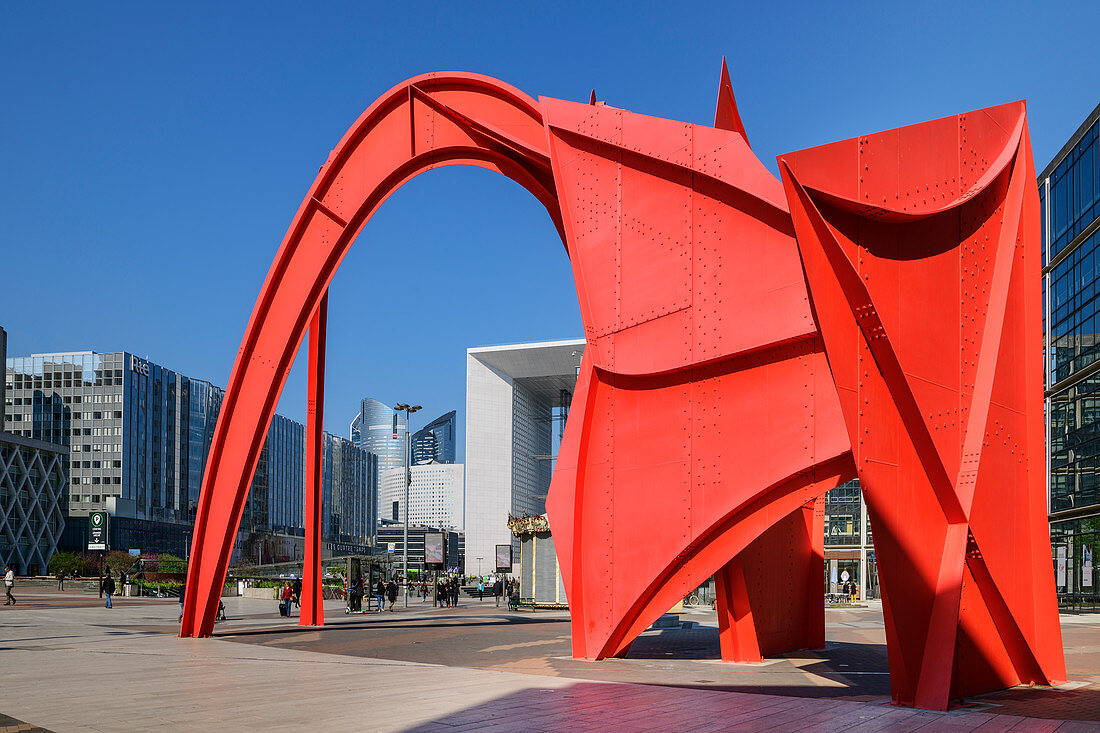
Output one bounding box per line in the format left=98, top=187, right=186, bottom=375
left=424, top=532, right=445, bottom=570
left=495, top=543, right=513, bottom=572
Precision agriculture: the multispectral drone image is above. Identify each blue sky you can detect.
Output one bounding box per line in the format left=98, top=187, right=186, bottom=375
left=2, top=2, right=1098, bottom=458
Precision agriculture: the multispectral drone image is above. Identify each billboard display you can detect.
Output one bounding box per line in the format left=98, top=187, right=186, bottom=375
left=424, top=532, right=445, bottom=569
left=495, top=543, right=513, bottom=572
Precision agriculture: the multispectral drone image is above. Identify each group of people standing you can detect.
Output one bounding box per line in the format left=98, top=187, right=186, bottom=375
left=435, top=577, right=461, bottom=607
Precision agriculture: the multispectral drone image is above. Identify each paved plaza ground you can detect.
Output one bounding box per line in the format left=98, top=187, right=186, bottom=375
left=1, top=589, right=1098, bottom=731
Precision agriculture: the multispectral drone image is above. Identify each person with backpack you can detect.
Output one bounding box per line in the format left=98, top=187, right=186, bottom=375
left=103, top=571, right=116, bottom=609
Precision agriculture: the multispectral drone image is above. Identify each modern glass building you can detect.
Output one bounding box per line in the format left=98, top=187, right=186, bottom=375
left=4, top=350, right=377, bottom=555
left=411, top=410, right=457, bottom=465
left=823, top=480, right=875, bottom=600
left=1042, top=101, right=1100, bottom=607
left=0, top=328, right=69, bottom=575
left=352, top=397, right=407, bottom=475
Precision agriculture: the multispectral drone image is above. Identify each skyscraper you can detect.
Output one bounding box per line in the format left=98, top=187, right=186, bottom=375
left=351, top=397, right=407, bottom=474
left=411, top=410, right=456, bottom=465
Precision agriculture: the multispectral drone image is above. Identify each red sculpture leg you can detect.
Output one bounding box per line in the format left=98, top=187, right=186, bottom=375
left=301, top=291, right=327, bottom=627
left=715, top=558, right=761, bottom=662
left=779, top=102, right=1066, bottom=709
left=180, top=74, right=561, bottom=637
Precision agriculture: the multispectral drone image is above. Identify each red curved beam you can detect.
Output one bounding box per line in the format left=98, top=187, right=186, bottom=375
left=181, top=73, right=562, bottom=637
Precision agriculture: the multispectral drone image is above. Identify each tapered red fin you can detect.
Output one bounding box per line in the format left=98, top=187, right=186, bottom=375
left=714, top=57, right=749, bottom=146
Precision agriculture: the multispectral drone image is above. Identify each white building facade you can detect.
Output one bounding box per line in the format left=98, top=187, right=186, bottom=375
left=380, top=463, right=464, bottom=530
left=464, top=339, right=583, bottom=579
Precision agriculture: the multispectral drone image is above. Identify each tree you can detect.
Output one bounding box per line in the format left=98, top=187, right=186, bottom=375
left=105, top=550, right=137, bottom=577
left=48, top=551, right=80, bottom=576
left=157, top=554, right=187, bottom=574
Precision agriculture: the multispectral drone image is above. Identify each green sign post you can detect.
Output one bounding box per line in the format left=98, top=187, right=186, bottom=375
left=88, top=511, right=109, bottom=551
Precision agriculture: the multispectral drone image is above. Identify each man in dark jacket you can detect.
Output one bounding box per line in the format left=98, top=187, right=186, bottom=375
left=385, top=579, right=398, bottom=611
left=103, top=572, right=116, bottom=609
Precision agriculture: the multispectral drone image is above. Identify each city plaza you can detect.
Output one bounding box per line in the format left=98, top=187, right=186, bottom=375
left=3, top=5, right=1100, bottom=731
left=2, top=589, right=1099, bottom=731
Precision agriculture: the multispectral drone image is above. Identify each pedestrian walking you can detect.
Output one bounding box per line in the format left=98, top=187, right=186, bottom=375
left=281, top=582, right=294, bottom=617
left=103, top=572, right=116, bottom=609
left=56, top=570, right=65, bottom=591
left=293, top=578, right=302, bottom=611
left=493, top=578, right=503, bottom=607
left=4, top=565, right=15, bottom=605
left=478, top=579, right=484, bottom=601
left=450, top=578, right=459, bottom=608
left=178, top=583, right=186, bottom=621
left=385, top=579, right=397, bottom=611
left=375, top=579, right=385, bottom=612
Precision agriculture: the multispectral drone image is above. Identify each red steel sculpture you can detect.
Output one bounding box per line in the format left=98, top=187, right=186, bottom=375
left=779, top=103, right=1065, bottom=708
left=179, top=66, right=1065, bottom=710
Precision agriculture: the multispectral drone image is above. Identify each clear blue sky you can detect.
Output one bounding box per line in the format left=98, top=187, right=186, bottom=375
left=2, top=2, right=1098, bottom=459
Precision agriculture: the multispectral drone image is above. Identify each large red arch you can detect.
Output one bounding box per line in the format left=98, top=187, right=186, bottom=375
left=180, top=73, right=563, bottom=637
left=180, top=69, right=849, bottom=663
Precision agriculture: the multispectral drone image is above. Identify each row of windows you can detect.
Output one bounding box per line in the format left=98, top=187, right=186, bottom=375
left=1048, top=121, right=1100, bottom=261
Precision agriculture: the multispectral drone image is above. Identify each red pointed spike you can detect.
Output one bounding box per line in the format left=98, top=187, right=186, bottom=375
left=714, top=57, right=750, bottom=147
left=589, top=89, right=597, bottom=105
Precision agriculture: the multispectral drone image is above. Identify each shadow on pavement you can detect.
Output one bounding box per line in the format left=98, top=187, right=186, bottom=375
left=214, top=614, right=568, bottom=638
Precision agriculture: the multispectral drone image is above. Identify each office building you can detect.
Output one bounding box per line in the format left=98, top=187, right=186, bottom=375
left=376, top=524, right=464, bottom=574
left=379, top=463, right=463, bottom=530
left=4, top=349, right=376, bottom=557
left=411, top=410, right=456, bottom=465
left=465, top=339, right=582, bottom=582
left=1042, top=101, right=1100, bottom=603
left=351, top=396, right=407, bottom=474
left=823, top=480, right=876, bottom=599
left=0, top=327, right=69, bottom=574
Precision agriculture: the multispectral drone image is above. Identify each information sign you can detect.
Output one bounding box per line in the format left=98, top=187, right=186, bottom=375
left=88, top=511, right=109, bottom=550
left=1084, top=546, right=1094, bottom=588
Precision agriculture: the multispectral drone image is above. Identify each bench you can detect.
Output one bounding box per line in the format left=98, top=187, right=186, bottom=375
left=509, top=596, right=536, bottom=611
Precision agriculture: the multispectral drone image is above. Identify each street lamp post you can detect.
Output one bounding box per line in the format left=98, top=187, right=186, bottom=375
left=393, top=403, right=421, bottom=609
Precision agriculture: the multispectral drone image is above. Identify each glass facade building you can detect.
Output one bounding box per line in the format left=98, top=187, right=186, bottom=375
left=411, top=410, right=456, bottom=465
left=1042, top=102, right=1100, bottom=607
left=823, top=480, right=876, bottom=600
left=352, top=397, right=407, bottom=475
left=4, top=350, right=377, bottom=551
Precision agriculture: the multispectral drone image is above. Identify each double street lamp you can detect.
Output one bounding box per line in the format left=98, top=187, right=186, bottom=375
left=393, top=402, right=421, bottom=609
